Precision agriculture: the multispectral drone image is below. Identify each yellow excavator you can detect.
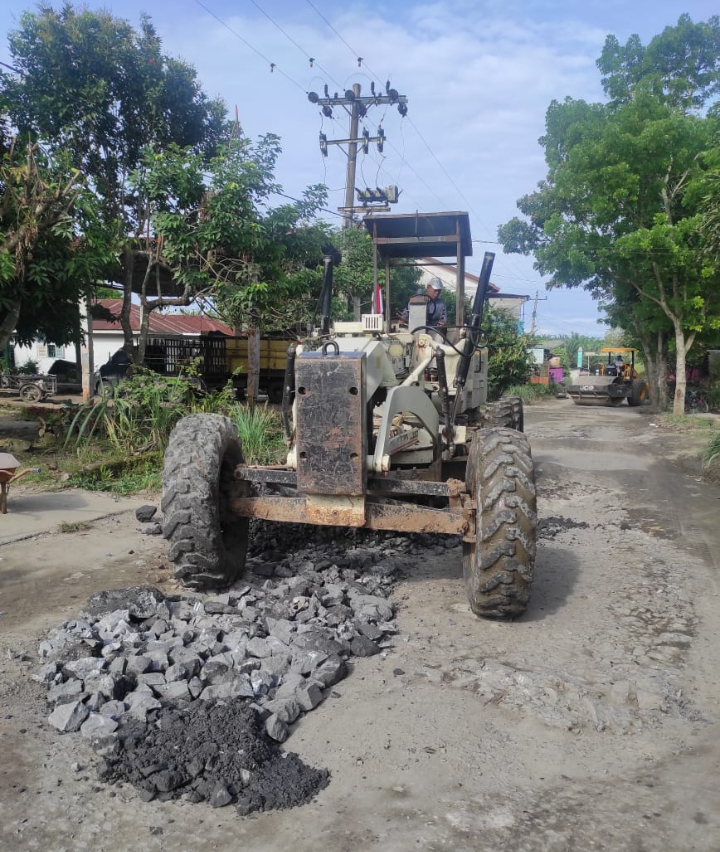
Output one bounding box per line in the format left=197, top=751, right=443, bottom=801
left=566, top=348, right=649, bottom=407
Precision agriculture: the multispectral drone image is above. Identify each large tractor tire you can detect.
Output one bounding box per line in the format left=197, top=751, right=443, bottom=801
left=484, top=396, right=524, bottom=432
left=162, top=414, right=250, bottom=590
left=627, top=379, right=648, bottom=407
left=463, top=427, right=537, bottom=618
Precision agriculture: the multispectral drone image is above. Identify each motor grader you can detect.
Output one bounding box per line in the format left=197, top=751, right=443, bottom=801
left=162, top=212, right=537, bottom=619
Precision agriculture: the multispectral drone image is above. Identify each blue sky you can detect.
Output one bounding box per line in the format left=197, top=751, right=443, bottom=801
left=1, top=1, right=715, bottom=336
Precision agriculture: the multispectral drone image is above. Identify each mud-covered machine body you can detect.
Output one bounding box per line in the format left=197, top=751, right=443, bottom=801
left=162, top=212, right=537, bottom=618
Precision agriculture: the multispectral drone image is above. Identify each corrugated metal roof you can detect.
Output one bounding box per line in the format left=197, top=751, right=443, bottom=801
left=92, top=301, right=234, bottom=336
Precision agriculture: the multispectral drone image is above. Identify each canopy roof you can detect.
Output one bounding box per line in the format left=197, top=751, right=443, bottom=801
left=363, top=211, right=472, bottom=259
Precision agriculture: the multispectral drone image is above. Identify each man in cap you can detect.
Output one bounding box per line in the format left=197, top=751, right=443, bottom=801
left=402, top=276, right=447, bottom=329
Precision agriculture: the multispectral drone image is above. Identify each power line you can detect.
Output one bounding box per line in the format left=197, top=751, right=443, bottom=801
left=274, top=190, right=344, bottom=220
left=383, top=136, right=448, bottom=208
left=304, top=0, right=382, bottom=83
left=194, top=0, right=306, bottom=92
left=247, top=0, right=344, bottom=91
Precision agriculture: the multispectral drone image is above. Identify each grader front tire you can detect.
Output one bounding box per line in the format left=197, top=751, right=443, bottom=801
left=162, top=414, right=250, bottom=590
left=463, top=427, right=537, bottom=618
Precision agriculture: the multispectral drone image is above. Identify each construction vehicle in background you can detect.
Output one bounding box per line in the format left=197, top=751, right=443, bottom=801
left=566, top=347, right=649, bottom=407
left=161, top=212, right=537, bottom=620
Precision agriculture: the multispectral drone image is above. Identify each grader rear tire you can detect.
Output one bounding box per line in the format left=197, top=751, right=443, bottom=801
left=484, top=396, right=524, bottom=432
left=463, top=427, right=537, bottom=618
left=162, top=414, right=250, bottom=590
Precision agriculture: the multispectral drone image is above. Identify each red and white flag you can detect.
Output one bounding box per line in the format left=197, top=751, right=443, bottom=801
left=372, top=282, right=383, bottom=314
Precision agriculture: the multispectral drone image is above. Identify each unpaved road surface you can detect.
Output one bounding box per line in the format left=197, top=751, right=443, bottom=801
left=2, top=400, right=719, bottom=851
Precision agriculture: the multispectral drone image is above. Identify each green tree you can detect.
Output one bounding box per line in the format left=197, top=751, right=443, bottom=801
left=597, top=14, right=720, bottom=112
left=498, top=16, right=720, bottom=413
left=484, top=306, right=533, bottom=399
left=0, top=136, right=112, bottom=351
left=130, top=138, right=331, bottom=400
left=331, top=227, right=421, bottom=319
left=1, top=4, right=227, bottom=355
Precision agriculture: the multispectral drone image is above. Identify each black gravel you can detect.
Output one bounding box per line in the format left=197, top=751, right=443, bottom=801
left=99, top=699, right=329, bottom=813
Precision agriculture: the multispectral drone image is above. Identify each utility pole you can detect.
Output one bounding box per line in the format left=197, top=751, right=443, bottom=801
left=343, top=83, right=361, bottom=229
left=308, top=82, right=408, bottom=227
left=530, top=290, right=539, bottom=336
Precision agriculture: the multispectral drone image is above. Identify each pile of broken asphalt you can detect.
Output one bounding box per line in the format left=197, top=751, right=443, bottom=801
left=34, top=522, right=457, bottom=814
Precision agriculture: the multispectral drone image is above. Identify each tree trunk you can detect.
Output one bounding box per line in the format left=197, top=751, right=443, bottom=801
left=0, top=298, right=22, bottom=354
left=120, top=245, right=136, bottom=362
left=246, top=326, right=261, bottom=408
left=672, top=323, right=688, bottom=416
left=640, top=328, right=668, bottom=413
left=137, top=301, right=151, bottom=366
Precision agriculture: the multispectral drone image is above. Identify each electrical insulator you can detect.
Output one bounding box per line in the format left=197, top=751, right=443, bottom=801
left=322, top=105, right=333, bottom=118
left=377, top=126, right=385, bottom=153
left=319, top=133, right=328, bottom=156
left=398, top=102, right=407, bottom=117
left=362, top=128, right=370, bottom=154
left=384, top=185, right=399, bottom=203
left=324, top=84, right=329, bottom=98
left=357, top=103, right=367, bottom=118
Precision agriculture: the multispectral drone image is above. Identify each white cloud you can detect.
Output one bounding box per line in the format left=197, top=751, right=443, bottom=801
left=1, top=0, right=709, bottom=331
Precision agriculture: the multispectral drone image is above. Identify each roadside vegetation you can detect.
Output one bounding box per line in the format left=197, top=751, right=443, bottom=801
left=499, top=15, right=720, bottom=415
left=502, top=383, right=558, bottom=404
left=2, top=369, right=286, bottom=496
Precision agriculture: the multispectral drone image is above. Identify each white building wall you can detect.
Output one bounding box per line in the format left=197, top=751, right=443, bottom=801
left=93, top=334, right=125, bottom=367
left=417, top=260, right=527, bottom=322
left=12, top=341, right=68, bottom=367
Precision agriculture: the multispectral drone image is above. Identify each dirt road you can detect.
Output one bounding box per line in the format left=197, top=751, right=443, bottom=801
left=1, top=400, right=719, bottom=851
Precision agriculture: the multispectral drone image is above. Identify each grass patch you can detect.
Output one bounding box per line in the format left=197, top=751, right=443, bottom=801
left=228, top=403, right=286, bottom=465
left=663, top=413, right=717, bottom=430
left=58, top=520, right=92, bottom=533
left=703, top=432, right=720, bottom=468
left=502, top=383, right=559, bottom=404
left=68, top=453, right=163, bottom=496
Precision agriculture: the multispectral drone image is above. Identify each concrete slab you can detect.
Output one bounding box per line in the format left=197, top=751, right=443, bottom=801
left=0, top=490, right=148, bottom=546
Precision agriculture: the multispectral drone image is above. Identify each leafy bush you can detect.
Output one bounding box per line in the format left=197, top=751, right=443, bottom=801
left=484, top=307, right=534, bottom=400
left=705, top=383, right=720, bottom=412
left=17, top=359, right=39, bottom=375
left=65, top=368, right=235, bottom=455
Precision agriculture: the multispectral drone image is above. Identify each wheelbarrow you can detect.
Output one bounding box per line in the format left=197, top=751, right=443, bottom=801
left=0, top=453, right=40, bottom=514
